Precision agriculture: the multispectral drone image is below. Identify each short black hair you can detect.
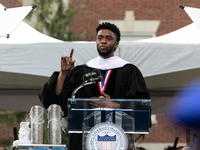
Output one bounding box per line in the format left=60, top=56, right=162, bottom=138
left=96, top=22, right=121, bottom=42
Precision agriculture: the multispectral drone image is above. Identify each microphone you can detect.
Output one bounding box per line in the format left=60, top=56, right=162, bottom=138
left=91, top=75, right=103, bottom=82
left=84, top=69, right=100, bottom=77
left=71, top=74, right=103, bottom=98
left=71, top=69, right=103, bottom=98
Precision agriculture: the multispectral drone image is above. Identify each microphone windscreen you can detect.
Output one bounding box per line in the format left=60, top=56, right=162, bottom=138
left=92, top=69, right=100, bottom=76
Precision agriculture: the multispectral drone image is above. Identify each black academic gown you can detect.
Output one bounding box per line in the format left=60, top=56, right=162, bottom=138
left=38, top=64, right=150, bottom=150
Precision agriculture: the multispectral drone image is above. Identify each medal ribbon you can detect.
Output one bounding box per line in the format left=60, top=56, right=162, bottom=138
left=98, top=70, right=112, bottom=95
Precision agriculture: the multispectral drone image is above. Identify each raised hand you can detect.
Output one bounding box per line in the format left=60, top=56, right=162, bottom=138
left=56, top=48, right=76, bottom=95
left=61, top=48, right=76, bottom=72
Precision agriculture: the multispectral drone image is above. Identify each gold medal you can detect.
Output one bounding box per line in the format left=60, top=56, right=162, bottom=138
left=99, top=96, right=104, bottom=98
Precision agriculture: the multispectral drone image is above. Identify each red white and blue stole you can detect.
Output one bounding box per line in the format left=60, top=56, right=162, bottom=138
left=98, top=70, right=112, bottom=95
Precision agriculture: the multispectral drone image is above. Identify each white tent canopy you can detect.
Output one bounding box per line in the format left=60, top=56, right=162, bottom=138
left=0, top=3, right=35, bottom=38
left=184, top=6, right=200, bottom=31
left=0, top=21, right=63, bottom=44
left=135, top=23, right=200, bottom=44
left=125, top=23, right=200, bottom=78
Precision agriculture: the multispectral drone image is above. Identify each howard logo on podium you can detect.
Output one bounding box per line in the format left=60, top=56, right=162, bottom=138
left=86, top=122, right=128, bottom=150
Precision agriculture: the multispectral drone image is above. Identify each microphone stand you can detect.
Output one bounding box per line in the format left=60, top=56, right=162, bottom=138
left=71, top=76, right=103, bottom=98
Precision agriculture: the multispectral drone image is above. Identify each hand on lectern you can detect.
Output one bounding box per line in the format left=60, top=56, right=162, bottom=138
left=92, top=91, right=111, bottom=99
left=91, top=92, right=120, bottom=109
left=90, top=101, right=120, bottom=109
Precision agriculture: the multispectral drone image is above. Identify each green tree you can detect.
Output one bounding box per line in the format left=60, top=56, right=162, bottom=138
left=0, top=110, right=27, bottom=128
left=28, top=0, right=82, bottom=41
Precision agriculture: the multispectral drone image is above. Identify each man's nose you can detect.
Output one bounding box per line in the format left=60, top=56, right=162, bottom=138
left=101, top=38, right=107, bottom=43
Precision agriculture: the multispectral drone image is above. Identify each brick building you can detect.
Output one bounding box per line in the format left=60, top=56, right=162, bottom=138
left=0, top=0, right=200, bottom=149
left=68, top=0, right=196, bottom=41
left=0, top=0, right=20, bottom=8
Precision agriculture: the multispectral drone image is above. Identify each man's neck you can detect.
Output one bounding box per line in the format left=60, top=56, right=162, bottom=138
left=99, top=54, right=114, bottom=59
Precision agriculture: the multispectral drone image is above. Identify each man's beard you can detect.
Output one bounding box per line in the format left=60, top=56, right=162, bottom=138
left=97, top=47, right=114, bottom=57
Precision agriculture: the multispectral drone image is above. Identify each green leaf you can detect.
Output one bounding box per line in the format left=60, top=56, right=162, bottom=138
left=28, top=0, right=82, bottom=41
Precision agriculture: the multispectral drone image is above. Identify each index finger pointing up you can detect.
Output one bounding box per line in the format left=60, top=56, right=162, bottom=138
left=70, top=48, right=74, bottom=58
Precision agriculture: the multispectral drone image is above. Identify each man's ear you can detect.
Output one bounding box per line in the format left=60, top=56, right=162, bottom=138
left=114, top=42, right=119, bottom=52
left=115, top=42, right=119, bottom=48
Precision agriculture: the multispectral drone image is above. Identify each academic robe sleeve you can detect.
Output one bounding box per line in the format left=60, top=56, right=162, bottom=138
left=38, top=66, right=93, bottom=117
left=38, top=71, right=71, bottom=117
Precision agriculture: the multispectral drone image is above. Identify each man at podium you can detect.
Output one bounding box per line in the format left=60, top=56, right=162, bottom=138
left=39, top=22, right=150, bottom=150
